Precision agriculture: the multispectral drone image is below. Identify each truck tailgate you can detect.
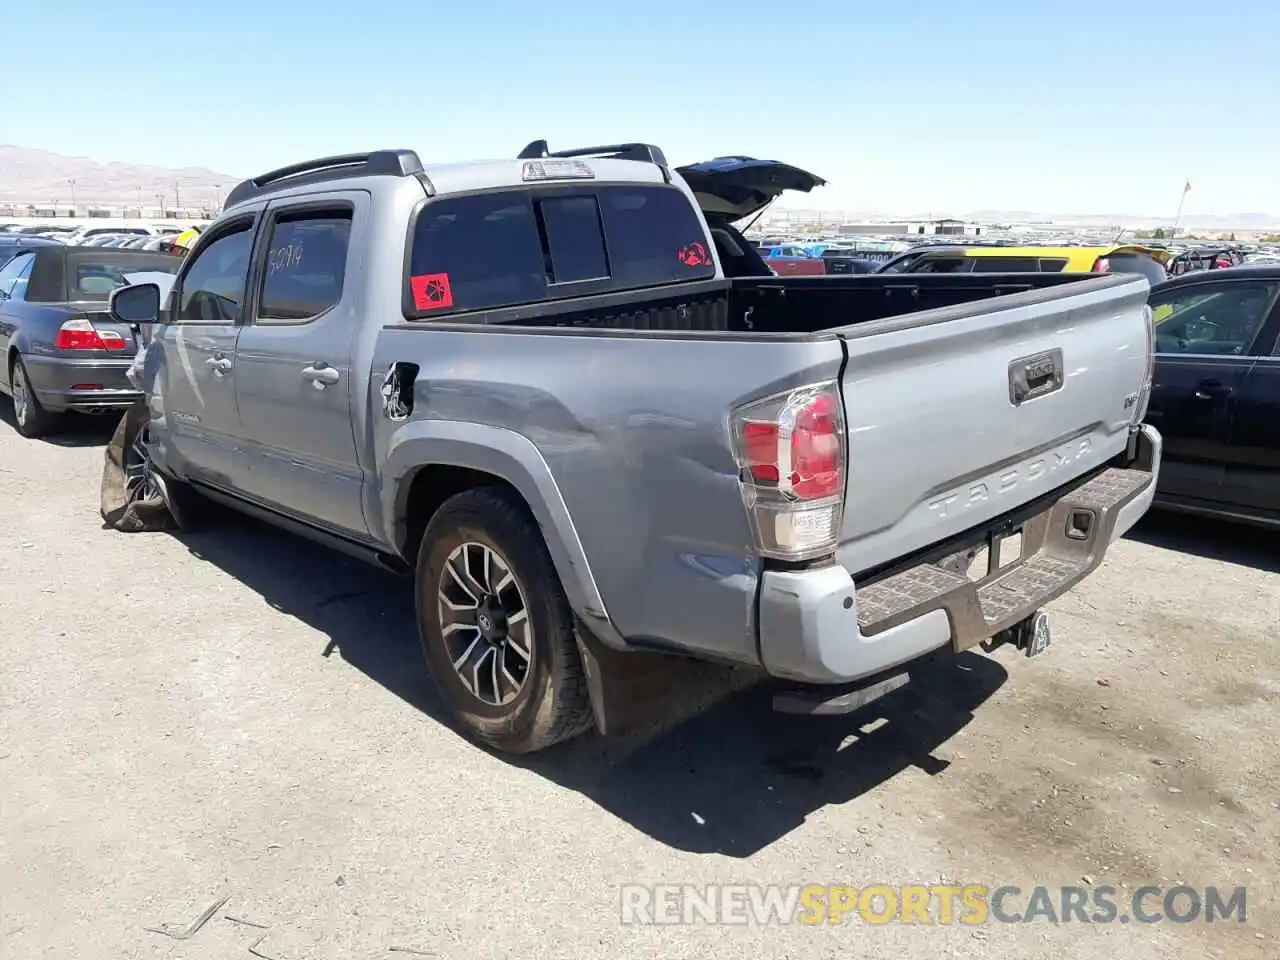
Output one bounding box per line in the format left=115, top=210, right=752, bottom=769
left=833, top=275, right=1151, bottom=575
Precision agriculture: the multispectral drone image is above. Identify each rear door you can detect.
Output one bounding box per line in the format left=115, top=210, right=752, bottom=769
left=1220, top=301, right=1280, bottom=517
left=230, top=193, right=368, bottom=537
left=148, top=213, right=259, bottom=487
left=1144, top=276, right=1279, bottom=506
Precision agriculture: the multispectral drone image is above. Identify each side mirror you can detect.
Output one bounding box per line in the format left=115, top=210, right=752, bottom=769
left=109, top=282, right=161, bottom=324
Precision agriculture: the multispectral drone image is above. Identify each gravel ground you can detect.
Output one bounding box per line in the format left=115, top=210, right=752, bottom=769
left=1, top=409, right=1277, bottom=960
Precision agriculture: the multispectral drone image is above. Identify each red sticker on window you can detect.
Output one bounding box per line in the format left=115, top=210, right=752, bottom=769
left=410, top=273, right=454, bottom=311
left=677, top=241, right=710, bottom=267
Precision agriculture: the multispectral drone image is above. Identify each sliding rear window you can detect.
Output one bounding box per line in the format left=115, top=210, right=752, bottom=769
left=406, top=184, right=716, bottom=317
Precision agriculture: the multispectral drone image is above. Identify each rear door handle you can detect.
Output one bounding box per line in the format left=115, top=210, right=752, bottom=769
left=302, top=363, right=340, bottom=387
left=205, top=355, right=232, bottom=375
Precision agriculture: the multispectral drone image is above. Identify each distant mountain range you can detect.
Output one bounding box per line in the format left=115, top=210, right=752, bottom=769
left=0, top=145, right=239, bottom=209
left=959, top=209, right=1280, bottom=231
left=2, top=146, right=1276, bottom=230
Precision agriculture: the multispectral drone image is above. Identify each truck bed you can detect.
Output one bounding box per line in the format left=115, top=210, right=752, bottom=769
left=373, top=270, right=1151, bottom=664
left=438, top=271, right=1124, bottom=337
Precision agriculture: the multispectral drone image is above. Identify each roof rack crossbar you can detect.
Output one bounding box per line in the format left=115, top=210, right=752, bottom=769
left=224, top=149, right=424, bottom=208
left=517, top=140, right=669, bottom=169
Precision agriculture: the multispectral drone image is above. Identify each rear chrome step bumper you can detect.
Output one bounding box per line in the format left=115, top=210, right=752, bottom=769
left=757, top=423, right=1161, bottom=685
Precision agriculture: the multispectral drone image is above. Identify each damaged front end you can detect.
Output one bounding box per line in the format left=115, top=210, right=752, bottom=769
left=102, top=325, right=176, bottom=533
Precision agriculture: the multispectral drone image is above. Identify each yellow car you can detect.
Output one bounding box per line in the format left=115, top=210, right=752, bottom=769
left=878, top=244, right=1171, bottom=284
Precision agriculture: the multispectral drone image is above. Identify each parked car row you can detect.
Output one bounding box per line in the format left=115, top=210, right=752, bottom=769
left=0, top=232, right=194, bottom=273
left=753, top=237, right=1280, bottom=282
left=0, top=223, right=194, bottom=258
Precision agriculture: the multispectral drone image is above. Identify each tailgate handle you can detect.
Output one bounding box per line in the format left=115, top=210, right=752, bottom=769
left=1009, top=348, right=1065, bottom=405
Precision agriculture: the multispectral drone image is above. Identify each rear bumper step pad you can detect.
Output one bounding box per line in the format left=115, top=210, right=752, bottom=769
left=854, top=466, right=1152, bottom=649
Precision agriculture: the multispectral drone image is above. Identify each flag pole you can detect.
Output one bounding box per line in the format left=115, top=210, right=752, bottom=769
left=1171, top=180, right=1191, bottom=240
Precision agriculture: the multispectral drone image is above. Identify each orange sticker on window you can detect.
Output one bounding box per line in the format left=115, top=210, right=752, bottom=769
left=410, top=273, right=453, bottom=311
left=677, top=241, right=710, bottom=267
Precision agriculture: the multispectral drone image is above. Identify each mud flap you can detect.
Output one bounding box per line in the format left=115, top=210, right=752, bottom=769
left=100, top=403, right=175, bottom=533
left=573, top=621, right=760, bottom=737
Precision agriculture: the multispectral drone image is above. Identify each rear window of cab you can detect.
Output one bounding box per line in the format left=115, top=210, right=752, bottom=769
left=405, top=184, right=716, bottom=318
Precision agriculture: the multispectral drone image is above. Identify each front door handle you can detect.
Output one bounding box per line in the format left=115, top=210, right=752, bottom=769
left=302, top=363, right=340, bottom=388
left=205, top=355, right=232, bottom=375
left=1193, top=379, right=1230, bottom=401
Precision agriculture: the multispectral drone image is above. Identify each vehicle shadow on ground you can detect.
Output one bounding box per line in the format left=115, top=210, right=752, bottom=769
left=1127, top=511, right=1280, bottom=575
left=176, top=511, right=1009, bottom=857
left=0, top=401, right=119, bottom=448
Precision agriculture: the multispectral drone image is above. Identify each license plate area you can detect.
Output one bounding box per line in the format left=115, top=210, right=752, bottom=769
left=963, top=526, right=1024, bottom=582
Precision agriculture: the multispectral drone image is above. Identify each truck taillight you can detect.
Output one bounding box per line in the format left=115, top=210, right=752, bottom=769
left=1132, top=304, right=1155, bottom=424
left=732, top=381, right=846, bottom=561
left=54, top=318, right=126, bottom=351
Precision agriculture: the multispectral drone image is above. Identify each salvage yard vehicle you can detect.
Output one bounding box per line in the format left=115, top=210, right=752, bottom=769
left=106, top=141, right=1162, bottom=754
left=1167, top=245, right=1248, bottom=276
left=0, top=245, right=181, bottom=437
left=1145, top=265, right=1280, bottom=527
left=878, top=244, right=1171, bottom=283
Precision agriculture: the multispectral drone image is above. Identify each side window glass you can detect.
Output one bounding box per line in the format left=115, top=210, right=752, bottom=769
left=970, top=257, right=1041, bottom=273
left=1152, top=281, right=1279, bottom=356
left=408, top=191, right=545, bottom=314
left=177, top=224, right=255, bottom=325
left=1038, top=258, right=1069, bottom=272
left=258, top=211, right=352, bottom=322
left=0, top=253, right=34, bottom=299
left=10, top=256, right=35, bottom=301
left=537, top=196, right=609, bottom=284
left=913, top=257, right=967, bottom=274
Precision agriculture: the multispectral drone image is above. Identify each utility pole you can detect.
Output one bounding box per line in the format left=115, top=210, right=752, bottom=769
left=67, top=178, right=77, bottom=212
left=174, top=181, right=181, bottom=216
left=1170, top=180, right=1191, bottom=241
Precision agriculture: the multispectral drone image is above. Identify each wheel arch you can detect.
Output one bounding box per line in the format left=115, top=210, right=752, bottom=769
left=380, top=420, right=618, bottom=644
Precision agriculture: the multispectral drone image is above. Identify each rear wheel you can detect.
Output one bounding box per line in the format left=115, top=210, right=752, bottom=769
left=415, top=487, right=594, bottom=754
left=9, top=355, right=62, bottom=439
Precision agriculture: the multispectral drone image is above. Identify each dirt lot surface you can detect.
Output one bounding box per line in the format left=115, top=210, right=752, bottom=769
left=2, top=411, right=1277, bottom=960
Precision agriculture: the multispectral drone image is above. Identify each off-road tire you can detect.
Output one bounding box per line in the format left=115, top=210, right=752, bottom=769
left=415, top=486, right=594, bottom=754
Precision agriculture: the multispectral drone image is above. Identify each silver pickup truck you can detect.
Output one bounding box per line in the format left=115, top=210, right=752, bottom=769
left=107, top=142, right=1162, bottom=754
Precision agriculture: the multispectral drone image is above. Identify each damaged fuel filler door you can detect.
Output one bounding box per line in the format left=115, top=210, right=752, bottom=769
left=380, top=362, right=419, bottom=421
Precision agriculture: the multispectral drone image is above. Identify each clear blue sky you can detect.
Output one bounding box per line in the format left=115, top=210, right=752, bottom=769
left=7, top=0, right=1277, bottom=216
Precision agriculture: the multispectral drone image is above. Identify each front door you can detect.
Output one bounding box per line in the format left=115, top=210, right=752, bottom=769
left=1146, top=277, right=1279, bottom=506
left=149, top=214, right=260, bottom=488
left=230, top=193, right=368, bottom=538
left=1221, top=310, right=1280, bottom=517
